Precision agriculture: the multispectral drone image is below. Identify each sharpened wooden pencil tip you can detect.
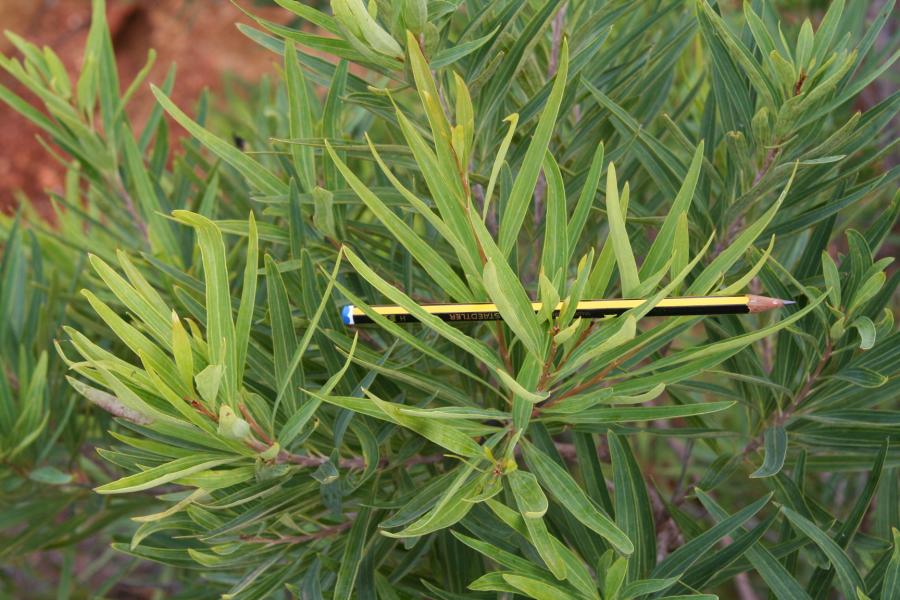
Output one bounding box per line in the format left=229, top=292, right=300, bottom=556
left=747, top=295, right=793, bottom=313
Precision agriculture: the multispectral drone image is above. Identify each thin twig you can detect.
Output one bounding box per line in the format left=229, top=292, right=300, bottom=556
left=743, top=341, right=832, bottom=456
left=547, top=4, right=568, bottom=78
left=494, top=322, right=515, bottom=375
left=556, top=322, right=595, bottom=371
left=713, top=216, right=746, bottom=256
left=542, top=344, right=643, bottom=409
left=752, top=146, right=779, bottom=186
left=244, top=436, right=445, bottom=470
left=240, top=403, right=273, bottom=445
left=734, top=571, right=761, bottom=600
left=536, top=329, right=559, bottom=391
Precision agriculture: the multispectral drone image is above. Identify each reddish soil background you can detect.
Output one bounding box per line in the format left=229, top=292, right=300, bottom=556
left=0, top=0, right=288, bottom=215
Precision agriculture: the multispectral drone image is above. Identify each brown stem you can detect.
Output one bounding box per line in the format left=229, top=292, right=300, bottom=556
left=752, top=146, right=779, bottom=186
left=189, top=398, right=218, bottom=421
left=743, top=341, right=831, bottom=456
left=556, top=321, right=595, bottom=371
left=793, top=71, right=807, bottom=96
left=245, top=436, right=445, bottom=471
left=536, top=329, right=559, bottom=391
left=542, top=344, right=643, bottom=409
left=240, top=403, right=273, bottom=445
left=714, top=216, right=746, bottom=256
left=4, top=366, right=19, bottom=395
left=494, top=322, right=515, bottom=375
left=734, top=571, right=762, bottom=600
left=547, top=4, right=567, bottom=77
left=189, top=394, right=444, bottom=472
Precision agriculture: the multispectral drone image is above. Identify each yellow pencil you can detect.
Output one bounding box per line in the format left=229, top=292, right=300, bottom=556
left=340, top=295, right=794, bottom=325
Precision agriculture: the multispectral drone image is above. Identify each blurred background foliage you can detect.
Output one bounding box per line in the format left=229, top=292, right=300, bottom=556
left=0, top=0, right=897, bottom=598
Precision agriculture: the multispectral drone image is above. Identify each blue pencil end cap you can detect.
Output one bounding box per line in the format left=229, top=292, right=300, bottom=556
left=340, top=305, right=355, bottom=326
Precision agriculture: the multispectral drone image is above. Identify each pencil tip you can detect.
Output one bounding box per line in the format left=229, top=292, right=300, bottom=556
left=748, top=294, right=796, bottom=313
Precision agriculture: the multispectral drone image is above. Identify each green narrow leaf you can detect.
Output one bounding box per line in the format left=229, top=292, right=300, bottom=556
left=195, top=364, right=223, bottom=408
left=312, top=186, right=339, bottom=240
left=567, top=142, right=604, bottom=257
left=689, top=163, right=797, bottom=295
left=719, top=235, right=774, bottom=295
left=606, top=164, right=639, bottom=296
left=796, top=19, right=814, bottom=68
left=265, top=255, right=300, bottom=416
left=495, top=368, right=548, bottom=403
left=121, top=131, right=181, bottom=262
left=883, top=529, right=900, bottom=600
left=483, top=113, right=518, bottom=219
left=273, top=249, right=343, bottom=413
left=670, top=214, right=689, bottom=293
left=849, top=316, right=877, bottom=350
left=498, top=39, right=569, bottom=257
left=78, top=290, right=180, bottom=395
left=151, top=86, right=284, bottom=195
left=505, top=495, right=567, bottom=581
left=812, top=0, right=844, bottom=65
left=651, top=491, right=771, bottom=588
left=750, top=425, right=788, bottom=478
left=482, top=259, right=545, bottom=360
left=386, top=469, right=483, bottom=538
left=392, top=106, right=482, bottom=280
left=642, top=141, right=704, bottom=278
left=780, top=506, right=865, bottom=599
left=522, top=440, right=633, bottom=555
left=700, top=494, right=810, bottom=599
left=28, top=466, right=72, bottom=486
left=451, top=531, right=555, bottom=582
left=172, top=211, right=237, bottom=404
left=621, top=578, right=680, bottom=599
left=822, top=252, right=842, bottom=308
left=310, top=390, right=484, bottom=459
left=171, top=311, right=193, bottom=392
left=326, top=140, right=472, bottom=302
left=502, top=573, right=573, bottom=600
left=406, top=29, right=452, bottom=153
left=284, top=41, right=315, bottom=192
left=88, top=254, right=170, bottom=348
left=322, top=59, right=348, bottom=190
left=94, top=454, right=236, bottom=494
left=539, top=151, right=568, bottom=286
left=333, top=508, right=373, bottom=600
left=234, top=213, right=258, bottom=385
left=546, top=401, right=734, bottom=424
left=508, top=470, right=549, bottom=519
left=609, top=431, right=655, bottom=580
left=288, top=179, right=304, bottom=259
left=808, top=442, right=888, bottom=597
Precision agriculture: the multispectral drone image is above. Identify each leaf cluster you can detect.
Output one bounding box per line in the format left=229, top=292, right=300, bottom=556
left=0, top=0, right=898, bottom=598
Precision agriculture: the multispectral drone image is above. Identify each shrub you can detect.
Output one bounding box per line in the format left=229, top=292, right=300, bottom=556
left=1, top=0, right=898, bottom=598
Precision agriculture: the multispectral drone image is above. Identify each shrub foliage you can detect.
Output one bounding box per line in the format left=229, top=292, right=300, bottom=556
left=1, top=0, right=898, bottom=598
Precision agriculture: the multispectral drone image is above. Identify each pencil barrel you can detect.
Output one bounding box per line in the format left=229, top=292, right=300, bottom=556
left=344, top=302, right=750, bottom=325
